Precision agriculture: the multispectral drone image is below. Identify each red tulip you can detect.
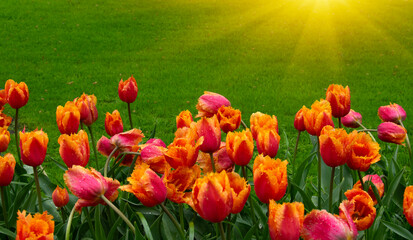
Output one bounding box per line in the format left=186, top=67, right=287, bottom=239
left=0, top=153, right=15, bottom=186
left=5, top=79, right=29, bottom=109
left=118, top=75, right=138, bottom=103
left=52, top=186, right=69, bottom=208
left=196, top=115, right=221, bottom=153
left=105, top=110, right=124, bottom=137
left=326, top=84, right=351, bottom=118
left=74, top=93, right=98, bottom=126
left=56, top=101, right=80, bottom=135
left=294, top=107, right=307, bottom=132
left=58, top=130, right=90, bottom=168
left=0, top=127, right=10, bottom=152
left=20, top=129, right=48, bottom=167
left=268, top=201, right=304, bottom=240
left=226, top=129, right=254, bottom=166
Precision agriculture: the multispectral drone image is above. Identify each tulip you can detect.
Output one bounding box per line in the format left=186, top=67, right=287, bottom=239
left=176, top=110, right=193, bottom=129
left=19, top=129, right=48, bottom=167
left=97, top=128, right=145, bottom=155
left=195, top=91, right=231, bottom=118
left=346, top=131, right=381, bottom=171
left=343, top=189, right=376, bottom=231
left=319, top=125, right=348, bottom=167
left=326, top=84, right=351, bottom=118
left=377, top=122, right=407, bottom=145
left=217, top=106, right=241, bottom=133
left=353, top=174, right=384, bottom=205
left=103, top=110, right=123, bottom=137
left=403, top=186, right=413, bottom=227
left=16, top=210, right=54, bottom=240
left=0, top=127, right=10, bottom=152
left=118, top=75, right=138, bottom=103
left=253, top=154, right=288, bottom=203
left=0, top=153, right=15, bottom=186
left=74, top=93, right=98, bottom=126
left=0, top=112, right=12, bottom=128
left=56, top=101, right=80, bottom=135
left=0, top=89, right=6, bottom=110
left=342, top=109, right=362, bottom=128
left=190, top=171, right=233, bottom=222
left=163, top=165, right=201, bottom=204
left=294, top=106, right=307, bottom=132
left=58, top=130, right=90, bottom=168
left=378, top=103, right=406, bottom=123
left=140, top=144, right=168, bottom=174
left=120, top=163, right=167, bottom=207
left=227, top=172, right=250, bottom=214
left=226, top=129, right=254, bottom=166
left=146, top=138, right=167, bottom=148
left=268, top=200, right=304, bottom=240
left=197, top=142, right=234, bottom=173
left=250, top=112, right=279, bottom=139
left=196, top=115, right=221, bottom=153
left=5, top=79, right=29, bottom=109
left=302, top=208, right=358, bottom=240
left=64, top=165, right=120, bottom=212
left=304, top=99, right=334, bottom=136
left=256, top=128, right=281, bottom=158
left=52, top=186, right=69, bottom=208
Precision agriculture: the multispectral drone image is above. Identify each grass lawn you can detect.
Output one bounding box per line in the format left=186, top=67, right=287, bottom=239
left=1, top=0, right=412, bottom=183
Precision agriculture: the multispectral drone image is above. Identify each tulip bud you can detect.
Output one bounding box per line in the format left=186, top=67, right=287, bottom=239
left=268, top=200, right=304, bottom=240
left=378, top=103, right=406, bottom=123
left=404, top=186, right=413, bottom=227
left=5, top=79, right=29, bottom=109
left=377, top=122, right=407, bottom=145
left=176, top=110, right=193, bottom=129
left=217, top=106, right=241, bottom=133
left=52, top=186, right=70, bottom=208
left=74, top=93, right=98, bottom=126
left=342, top=109, right=362, bottom=128
left=226, top=129, right=254, bottom=166
left=294, top=107, right=307, bottom=132
left=326, top=84, right=351, bottom=118
left=0, top=127, right=10, bottom=152
left=196, top=115, right=221, bottom=153
left=319, top=126, right=348, bottom=167
left=0, top=153, right=15, bottom=186
left=20, top=129, right=48, bottom=167
left=58, top=130, right=90, bottom=168
left=56, top=101, right=80, bottom=135
left=256, top=128, right=281, bottom=158
left=195, top=91, right=231, bottom=118
left=118, top=75, right=138, bottom=103
left=105, top=110, right=124, bottom=137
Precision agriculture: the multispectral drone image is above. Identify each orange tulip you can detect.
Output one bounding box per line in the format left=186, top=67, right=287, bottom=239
left=346, top=131, right=380, bottom=171
left=20, top=129, right=48, bottom=167
left=343, top=189, right=376, bottom=231
left=353, top=174, right=384, bottom=205
left=226, top=129, right=254, bottom=166
left=0, top=112, right=12, bottom=128
left=176, top=110, right=193, bottom=129
left=105, top=110, right=124, bottom=137
left=342, top=109, right=362, bottom=128
left=253, top=154, right=288, bottom=203
left=118, top=75, right=138, bottom=103
left=217, top=106, right=241, bottom=133
left=16, top=210, right=54, bottom=240
left=403, top=186, right=413, bottom=227
left=52, top=186, right=69, bottom=208
left=56, top=101, right=80, bottom=135
left=5, top=79, right=29, bottom=109
left=64, top=165, right=120, bottom=212
left=190, top=171, right=233, bottom=222
left=377, top=122, right=407, bottom=145
left=319, top=125, right=348, bottom=167
left=140, top=144, right=168, bottom=174
left=0, top=89, right=6, bottom=110
left=58, top=130, right=90, bottom=168
left=268, top=200, right=304, bottom=240
left=195, top=91, right=231, bottom=118
left=163, top=165, right=201, bottom=204
left=227, top=172, right=250, bottom=214
left=294, top=106, right=307, bottom=132
left=256, top=128, right=281, bottom=158
left=120, top=163, right=167, bottom=207
left=0, top=153, right=15, bottom=186
left=74, top=93, right=98, bottom=126
left=326, top=84, right=351, bottom=118
left=196, top=115, right=221, bottom=153
left=378, top=103, right=406, bottom=123
left=0, top=127, right=10, bottom=152
left=197, top=142, right=234, bottom=173
left=304, top=99, right=334, bottom=136
left=250, top=112, right=279, bottom=139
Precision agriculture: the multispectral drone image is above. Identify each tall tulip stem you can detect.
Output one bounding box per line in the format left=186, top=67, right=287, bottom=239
left=209, top=152, right=216, bottom=172
left=317, top=137, right=322, bottom=209
left=292, top=131, right=301, bottom=177
left=399, top=120, right=412, bottom=163
left=338, top=116, right=343, bottom=203
left=338, top=117, right=342, bottom=128
left=241, top=120, right=248, bottom=129
left=160, top=203, right=185, bottom=239
left=127, top=103, right=133, bottom=129
left=33, top=166, right=43, bottom=212
left=357, top=170, right=365, bottom=190
left=329, top=167, right=335, bottom=212
left=242, top=166, right=258, bottom=238
left=104, top=146, right=119, bottom=177
left=59, top=207, right=66, bottom=223
left=14, top=108, right=22, bottom=166
left=87, top=125, right=99, bottom=169
left=356, top=120, right=377, bottom=142
left=101, top=195, right=135, bottom=234
left=65, top=206, right=76, bottom=240
left=1, top=186, right=8, bottom=228
left=218, top=222, right=226, bottom=240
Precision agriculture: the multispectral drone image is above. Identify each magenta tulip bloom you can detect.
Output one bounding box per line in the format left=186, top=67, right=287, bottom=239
left=195, top=91, right=231, bottom=118
left=378, top=103, right=406, bottom=123
left=342, top=109, right=362, bottom=128
left=377, top=122, right=407, bottom=145
left=97, top=128, right=145, bottom=156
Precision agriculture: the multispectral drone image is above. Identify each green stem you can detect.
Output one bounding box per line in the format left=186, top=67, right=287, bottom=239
left=179, top=204, right=184, bottom=230
left=226, top=215, right=232, bottom=240
left=101, top=195, right=135, bottom=234
left=338, top=117, right=342, bottom=128
left=358, top=170, right=365, bottom=190
left=399, top=120, right=412, bottom=163
left=33, top=166, right=43, bottom=212
left=60, top=207, right=66, bottom=223
left=87, top=125, right=99, bottom=169
left=357, top=129, right=377, bottom=132
left=292, top=131, right=301, bottom=177
left=242, top=166, right=258, bottom=238
left=14, top=108, right=22, bottom=166
left=241, top=120, right=248, bottom=129
left=65, top=206, right=76, bottom=240
left=357, top=120, right=377, bottom=142
left=209, top=152, right=216, bottom=172
left=1, top=186, right=8, bottom=228
left=339, top=166, right=343, bottom=203
left=218, top=222, right=226, bottom=240
left=329, top=167, right=335, bottom=212
left=160, top=203, right=185, bottom=239
left=317, top=137, right=322, bottom=209
left=80, top=122, right=84, bottom=130
left=104, top=146, right=119, bottom=177
left=128, top=103, right=133, bottom=129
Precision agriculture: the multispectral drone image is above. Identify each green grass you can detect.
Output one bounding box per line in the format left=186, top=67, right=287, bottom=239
left=0, top=0, right=412, bottom=183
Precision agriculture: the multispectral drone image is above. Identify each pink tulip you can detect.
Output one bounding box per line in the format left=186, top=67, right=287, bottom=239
left=377, top=122, right=407, bottom=145
left=196, top=116, right=221, bottom=153
left=195, top=91, right=231, bottom=118
left=342, top=110, right=362, bottom=128
left=97, top=128, right=145, bottom=156
left=378, top=103, right=406, bottom=123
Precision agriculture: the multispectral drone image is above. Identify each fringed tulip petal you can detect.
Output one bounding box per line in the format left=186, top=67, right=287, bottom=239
left=268, top=200, right=304, bottom=240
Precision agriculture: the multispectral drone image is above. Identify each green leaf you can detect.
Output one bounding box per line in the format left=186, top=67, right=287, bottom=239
left=382, top=221, right=413, bottom=239
left=107, top=214, right=123, bottom=239
left=48, top=155, right=68, bottom=171
left=291, top=182, right=316, bottom=211
left=0, top=225, right=16, bottom=238
left=149, top=123, right=157, bottom=139
left=382, top=168, right=405, bottom=207
left=243, top=222, right=258, bottom=240
left=134, top=222, right=145, bottom=240
left=137, top=212, right=154, bottom=240
left=38, top=173, right=56, bottom=196
left=189, top=222, right=194, bottom=240
left=95, top=206, right=107, bottom=240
